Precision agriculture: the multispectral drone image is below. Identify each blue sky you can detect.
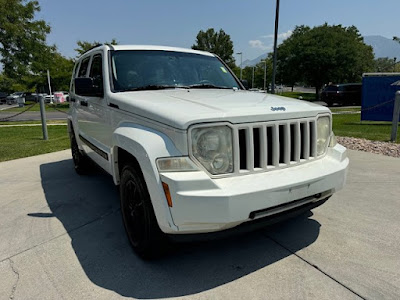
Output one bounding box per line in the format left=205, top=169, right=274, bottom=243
left=37, top=0, right=400, bottom=62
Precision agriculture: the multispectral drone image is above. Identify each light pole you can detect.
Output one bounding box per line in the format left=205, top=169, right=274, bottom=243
left=237, top=52, right=243, bottom=80
left=271, top=0, right=280, bottom=94
left=262, top=59, right=267, bottom=92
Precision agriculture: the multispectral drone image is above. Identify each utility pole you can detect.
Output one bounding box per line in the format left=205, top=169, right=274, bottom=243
left=252, top=66, right=255, bottom=89
left=47, top=70, right=53, bottom=104
left=271, top=0, right=280, bottom=94
left=39, top=95, right=48, bottom=140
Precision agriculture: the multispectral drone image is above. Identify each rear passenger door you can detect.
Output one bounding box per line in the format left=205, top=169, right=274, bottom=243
left=75, top=52, right=112, bottom=172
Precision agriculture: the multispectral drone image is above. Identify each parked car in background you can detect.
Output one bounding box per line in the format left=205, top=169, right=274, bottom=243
left=321, top=83, right=362, bottom=106
left=6, top=92, right=24, bottom=105
left=4, top=92, right=39, bottom=104
left=54, top=91, right=69, bottom=103
left=0, top=92, right=8, bottom=104
left=23, top=92, right=38, bottom=102
left=44, top=94, right=54, bottom=103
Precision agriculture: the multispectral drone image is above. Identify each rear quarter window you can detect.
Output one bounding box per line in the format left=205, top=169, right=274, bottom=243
left=78, top=57, right=91, bottom=77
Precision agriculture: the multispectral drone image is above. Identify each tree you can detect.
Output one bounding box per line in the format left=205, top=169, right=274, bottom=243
left=192, top=28, right=235, bottom=68
left=0, top=0, right=51, bottom=78
left=277, top=24, right=374, bottom=97
left=374, top=57, right=397, bottom=72
left=26, top=47, right=74, bottom=92
left=75, top=38, right=118, bottom=56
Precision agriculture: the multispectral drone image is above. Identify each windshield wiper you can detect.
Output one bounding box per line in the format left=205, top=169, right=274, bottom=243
left=120, top=85, right=186, bottom=92
left=188, top=84, right=232, bottom=89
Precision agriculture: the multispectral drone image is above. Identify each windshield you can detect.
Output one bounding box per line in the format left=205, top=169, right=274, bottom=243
left=324, top=86, right=338, bottom=92
left=111, top=50, right=240, bottom=92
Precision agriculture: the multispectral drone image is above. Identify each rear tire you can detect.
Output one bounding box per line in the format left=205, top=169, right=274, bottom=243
left=70, top=132, right=91, bottom=175
left=120, top=163, right=167, bottom=259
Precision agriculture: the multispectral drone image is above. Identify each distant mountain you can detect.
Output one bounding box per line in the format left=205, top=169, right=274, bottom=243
left=242, top=35, right=400, bottom=67
left=363, top=35, right=400, bottom=59
left=242, top=53, right=268, bottom=68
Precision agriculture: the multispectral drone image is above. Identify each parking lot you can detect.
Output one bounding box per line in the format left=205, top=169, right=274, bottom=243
left=0, top=149, right=399, bottom=299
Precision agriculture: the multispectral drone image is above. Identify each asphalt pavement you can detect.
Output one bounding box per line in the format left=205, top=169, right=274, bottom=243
left=0, top=110, right=67, bottom=121
left=0, top=149, right=399, bottom=299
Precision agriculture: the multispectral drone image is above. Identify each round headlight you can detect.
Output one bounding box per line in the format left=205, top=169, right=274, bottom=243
left=191, top=126, right=233, bottom=175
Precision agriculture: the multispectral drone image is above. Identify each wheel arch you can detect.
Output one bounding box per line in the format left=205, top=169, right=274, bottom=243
left=111, top=124, right=181, bottom=233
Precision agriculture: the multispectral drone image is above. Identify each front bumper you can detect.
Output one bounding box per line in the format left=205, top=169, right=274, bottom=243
left=160, top=144, right=348, bottom=234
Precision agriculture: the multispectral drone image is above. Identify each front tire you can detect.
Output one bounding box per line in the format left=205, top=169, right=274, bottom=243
left=120, top=163, right=166, bottom=259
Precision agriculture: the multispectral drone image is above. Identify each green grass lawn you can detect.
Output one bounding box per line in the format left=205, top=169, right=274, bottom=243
left=280, top=92, right=317, bottom=101
left=330, top=107, right=361, bottom=112
left=332, top=113, right=400, bottom=143
left=0, top=124, right=70, bottom=162
left=0, top=102, right=69, bottom=113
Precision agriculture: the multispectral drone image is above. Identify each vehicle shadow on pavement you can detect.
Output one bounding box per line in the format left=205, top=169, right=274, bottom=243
left=38, top=159, right=321, bottom=299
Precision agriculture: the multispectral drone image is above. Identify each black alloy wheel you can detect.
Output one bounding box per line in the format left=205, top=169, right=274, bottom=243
left=120, top=164, right=166, bottom=259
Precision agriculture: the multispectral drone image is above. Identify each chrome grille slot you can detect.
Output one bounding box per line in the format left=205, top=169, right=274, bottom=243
left=253, top=127, right=261, bottom=168
left=309, top=120, right=317, bottom=157
left=266, top=126, right=274, bottom=166
left=278, top=125, right=286, bottom=164
left=232, top=117, right=319, bottom=176
left=290, top=123, right=298, bottom=162
left=300, top=121, right=309, bottom=159
left=238, top=129, right=247, bottom=170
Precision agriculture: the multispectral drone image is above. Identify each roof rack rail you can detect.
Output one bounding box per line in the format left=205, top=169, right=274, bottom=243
left=79, top=43, right=102, bottom=56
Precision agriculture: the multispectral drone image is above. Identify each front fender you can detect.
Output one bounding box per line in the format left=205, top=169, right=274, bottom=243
left=112, top=123, right=182, bottom=233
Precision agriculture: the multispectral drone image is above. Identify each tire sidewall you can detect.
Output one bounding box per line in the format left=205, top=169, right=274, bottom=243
left=120, top=164, right=162, bottom=258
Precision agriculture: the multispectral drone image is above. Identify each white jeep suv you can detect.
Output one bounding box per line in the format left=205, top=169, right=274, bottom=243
left=68, top=44, right=348, bottom=258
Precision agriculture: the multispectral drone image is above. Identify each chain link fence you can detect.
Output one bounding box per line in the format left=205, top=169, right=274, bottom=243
left=0, top=101, right=68, bottom=123
left=331, top=98, right=395, bottom=115
left=0, top=102, right=38, bottom=122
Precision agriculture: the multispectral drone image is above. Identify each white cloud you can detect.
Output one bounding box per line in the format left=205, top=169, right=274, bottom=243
left=278, top=30, right=293, bottom=39
left=261, top=30, right=293, bottom=40
left=249, top=40, right=272, bottom=51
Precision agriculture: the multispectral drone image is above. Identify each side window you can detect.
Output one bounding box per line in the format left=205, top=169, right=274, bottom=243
left=78, top=57, right=90, bottom=77
left=89, top=54, right=103, bottom=91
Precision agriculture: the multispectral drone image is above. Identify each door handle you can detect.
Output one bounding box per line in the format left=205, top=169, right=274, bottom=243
left=80, top=100, right=88, bottom=107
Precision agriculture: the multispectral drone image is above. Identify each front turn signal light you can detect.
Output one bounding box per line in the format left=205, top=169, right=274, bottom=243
left=162, top=182, right=173, bottom=207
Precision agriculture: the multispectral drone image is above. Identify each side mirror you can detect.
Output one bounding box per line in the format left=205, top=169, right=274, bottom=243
left=240, top=79, right=249, bottom=90
left=75, top=77, right=103, bottom=97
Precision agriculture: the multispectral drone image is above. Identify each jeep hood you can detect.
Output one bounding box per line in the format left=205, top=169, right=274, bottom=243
left=111, top=89, right=329, bottom=129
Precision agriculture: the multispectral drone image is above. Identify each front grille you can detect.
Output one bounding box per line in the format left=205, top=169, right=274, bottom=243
left=233, top=118, right=318, bottom=174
